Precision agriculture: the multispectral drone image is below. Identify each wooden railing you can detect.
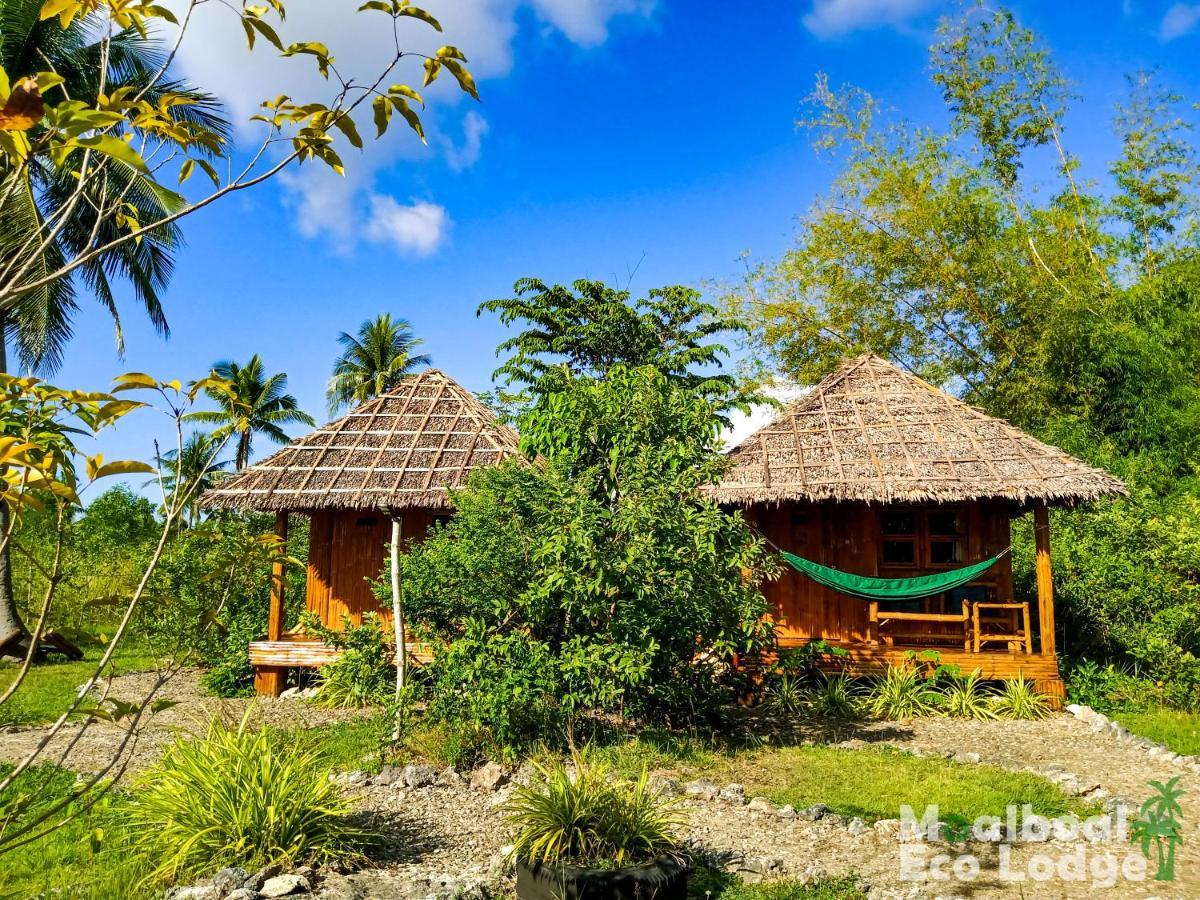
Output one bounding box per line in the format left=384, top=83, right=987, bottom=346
left=867, top=598, right=1033, bottom=653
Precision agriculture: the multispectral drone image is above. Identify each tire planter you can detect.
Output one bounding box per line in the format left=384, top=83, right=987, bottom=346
left=515, top=855, right=689, bottom=900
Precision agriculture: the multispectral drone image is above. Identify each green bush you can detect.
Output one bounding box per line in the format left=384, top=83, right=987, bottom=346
left=940, top=669, right=997, bottom=721
left=989, top=675, right=1051, bottom=720
left=391, top=368, right=776, bottom=754
left=304, top=613, right=394, bottom=709
left=863, top=665, right=939, bottom=720
left=504, top=751, right=681, bottom=867
left=809, top=674, right=859, bottom=720
left=129, top=715, right=368, bottom=883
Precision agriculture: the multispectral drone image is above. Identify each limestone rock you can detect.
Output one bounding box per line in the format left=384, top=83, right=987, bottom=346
left=170, top=888, right=218, bottom=900
left=718, top=783, right=746, bottom=804
left=401, top=764, right=438, bottom=788
left=847, top=817, right=868, bottom=836
left=801, top=803, right=828, bottom=821
left=776, top=804, right=798, bottom=819
left=260, top=873, right=311, bottom=897
left=684, top=778, right=720, bottom=801
left=470, top=761, right=507, bottom=792
left=648, top=774, right=680, bottom=798
left=372, top=765, right=402, bottom=787
left=211, top=867, right=248, bottom=897
left=748, top=796, right=776, bottom=814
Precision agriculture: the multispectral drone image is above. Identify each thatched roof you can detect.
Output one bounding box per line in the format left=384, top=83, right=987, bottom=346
left=708, top=354, right=1126, bottom=507
left=200, top=369, right=521, bottom=512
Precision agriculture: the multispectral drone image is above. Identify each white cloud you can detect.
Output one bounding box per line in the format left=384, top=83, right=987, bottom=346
left=443, top=111, right=490, bottom=172
left=530, top=0, right=656, bottom=47
left=801, top=0, right=937, bottom=39
left=721, top=383, right=809, bottom=451
left=1160, top=3, right=1200, bottom=40
left=365, top=197, right=450, bottom=256
left=168, top=0, right=653, bottom=254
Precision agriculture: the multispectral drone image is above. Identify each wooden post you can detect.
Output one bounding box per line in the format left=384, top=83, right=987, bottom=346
left=867, top=601, right=879, bottom=645
left=255, top=510, right=288, bottom=697
left=1034, top=501, right=1056, bottom=657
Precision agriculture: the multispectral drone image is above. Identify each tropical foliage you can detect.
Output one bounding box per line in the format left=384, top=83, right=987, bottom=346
left=504, top=751, right=681, bottom=867
left=723, top=5, right=1200, bottom=705
left=391, top=365, right=776, bottom=753
left=186, top=355, right=314, bottom=470
left=479, top=278, right=751, bottom=413
left=129, top=715, right=369, bottom=883
left=150, top=432, right=230, bottom=527
left=326, top=314, right=431, bottom=414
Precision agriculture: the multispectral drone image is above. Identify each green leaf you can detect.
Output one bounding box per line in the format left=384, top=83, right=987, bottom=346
left=357, top=0, right=393, bottom=11
left=435, top=45, right=466, bottom=60
left=422, top=58, right=441, bottom=88
left=196, top=158, right=221, bottom=188
left=178, top=158, right=195, bottom=184
left=74, top=134, right=149, bottom=173
left=388, top=84, right=424, bottom=106
left=249, top=16, right=284, bottom=51
left=372, top=94, right=391, bottom=137
left=389, top=97, right=425, bottom=143
left=397, top=6, right=442, bottom=30
left=92, top=460, right=156, bottom=479
left=331, top=113, right=363, bottom=149
left=112, top=372, right=158, bottom=390
left=441, top=59, right=479, bottom=101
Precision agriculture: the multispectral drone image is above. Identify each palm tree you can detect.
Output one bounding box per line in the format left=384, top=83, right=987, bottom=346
left=150, top=431, right=231, bottom=527
left=186, top=356, right=315, bottom=470
left=0, top=0, right=229, bottom=372
left=326, top=314, right=431, bottom=414
left=0, top=4, right=227, bottom=649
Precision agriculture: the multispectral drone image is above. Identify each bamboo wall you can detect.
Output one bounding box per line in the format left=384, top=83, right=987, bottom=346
left=304, top=508, right=445, bottom=630
left=745, top=500, right=1013, bottom=646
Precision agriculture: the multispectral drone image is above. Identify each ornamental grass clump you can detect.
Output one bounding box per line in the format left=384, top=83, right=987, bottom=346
left=129, top=714, right=369, bottom=883
left=308, top=612, right=394, bottom=709
left=864, top=664, right=940, bottom=720
left=504, top=751, right=682, bottom=868
left=941, top=668, right=998, bottom=721
left=810, top=674, right=860, bottom=720
left=989, top=674, right=1052, bottom=720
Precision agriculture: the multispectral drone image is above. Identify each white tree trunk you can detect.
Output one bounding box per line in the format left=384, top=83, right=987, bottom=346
left=390, top=516, right=406, bottom=741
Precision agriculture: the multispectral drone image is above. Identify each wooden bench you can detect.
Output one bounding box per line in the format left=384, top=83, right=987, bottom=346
left=972, top=601, right=1033, bottom=653
left=867, top=599, right=971, bottom=649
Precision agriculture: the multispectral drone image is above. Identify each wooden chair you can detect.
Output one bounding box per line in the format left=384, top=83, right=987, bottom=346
left=867, top=598, right=971, bottom=650
left=971, top=601, right=1033, bottom=653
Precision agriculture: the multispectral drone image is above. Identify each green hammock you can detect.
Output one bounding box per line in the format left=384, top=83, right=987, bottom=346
left=780, top=551, right=1004, bottom=601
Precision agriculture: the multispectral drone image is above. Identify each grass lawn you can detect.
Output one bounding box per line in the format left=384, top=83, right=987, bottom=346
left=599, top=732, right=1088, bottom=823
left=0, top=764, right=151, bottom=899
left=1113, top=707, right=1200, bottom=756
left=273, top=714, right=392, bottom=773
left=0, top=646, right=162, bottom=728
left=691, top=869, right=864, bottom=900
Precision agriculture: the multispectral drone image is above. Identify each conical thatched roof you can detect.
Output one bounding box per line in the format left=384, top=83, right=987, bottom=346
left=200, top=369, right=521, bottom=512
left=709, top=354, right=1126, bottom=507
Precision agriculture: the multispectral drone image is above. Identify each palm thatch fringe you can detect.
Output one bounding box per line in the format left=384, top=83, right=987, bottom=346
left=707, top=354, right=1127, bottom=507
left=199, top=369, right=521, bottom=512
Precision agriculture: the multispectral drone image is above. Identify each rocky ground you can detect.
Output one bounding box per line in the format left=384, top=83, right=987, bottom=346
left=4, top=671, right=1199, bottom=898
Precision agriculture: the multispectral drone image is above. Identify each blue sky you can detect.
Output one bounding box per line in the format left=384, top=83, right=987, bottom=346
left=52, top=0, right=1200, bottom=488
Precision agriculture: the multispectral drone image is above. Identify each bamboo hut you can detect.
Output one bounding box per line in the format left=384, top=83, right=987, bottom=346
left=709, top=354, right=1127, bottom=700
left=200, top=368, right=521, bottom=695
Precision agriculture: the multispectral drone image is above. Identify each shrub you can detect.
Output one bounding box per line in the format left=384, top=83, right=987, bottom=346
left=810, top=674, right=859, bottom=720
left=504, top=751, right=681, bottom=867
left=940, top=669, right=997, bottom=721
left=863, top=665, right=939, bottom=720
left=305, top=613, right=394, bottom=709
left=129, top=715, right=368, bottom=882
left=764, top=675, right=807, bottom=717
left=989, top=675, right=1052, bottom=720
left=392, top=368, right=777, bottom=754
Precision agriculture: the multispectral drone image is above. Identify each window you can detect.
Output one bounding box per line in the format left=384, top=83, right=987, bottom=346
left=878, top=507, right=967, bottom=569
left=880, top=509, right=917, bottom=568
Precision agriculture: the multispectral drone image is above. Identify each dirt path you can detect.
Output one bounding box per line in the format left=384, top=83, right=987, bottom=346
left=0, top=669, right=369, bottom=776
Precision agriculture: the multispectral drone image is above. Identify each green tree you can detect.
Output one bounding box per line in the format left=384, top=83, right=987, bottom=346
left=326, top=313, right=431, bottom=415
left=1109, top=69, right=1196, bottom=275
left=187, top=356, right=314, bottom=470
left=478, top=278, right=749, bottom=409
left=393, top=367, right=777, bottom=752
left=0, top=0, right=229, bottom=373
left=150, top=431, right=231, bottom=527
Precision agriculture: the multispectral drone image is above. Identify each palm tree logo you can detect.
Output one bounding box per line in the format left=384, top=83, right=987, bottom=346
left=1131, top=776, right=1185, bottom=881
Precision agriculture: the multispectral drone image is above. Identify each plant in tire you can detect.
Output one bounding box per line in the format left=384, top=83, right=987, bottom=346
left=128, top=714, right=369, bottom=883
left=504, top=751, right=682, bottom=868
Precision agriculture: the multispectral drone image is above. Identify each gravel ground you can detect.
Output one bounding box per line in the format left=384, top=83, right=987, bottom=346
left=4, top=671, right=1197, bottom=897
left=0, top=668, right=371, bottom=775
